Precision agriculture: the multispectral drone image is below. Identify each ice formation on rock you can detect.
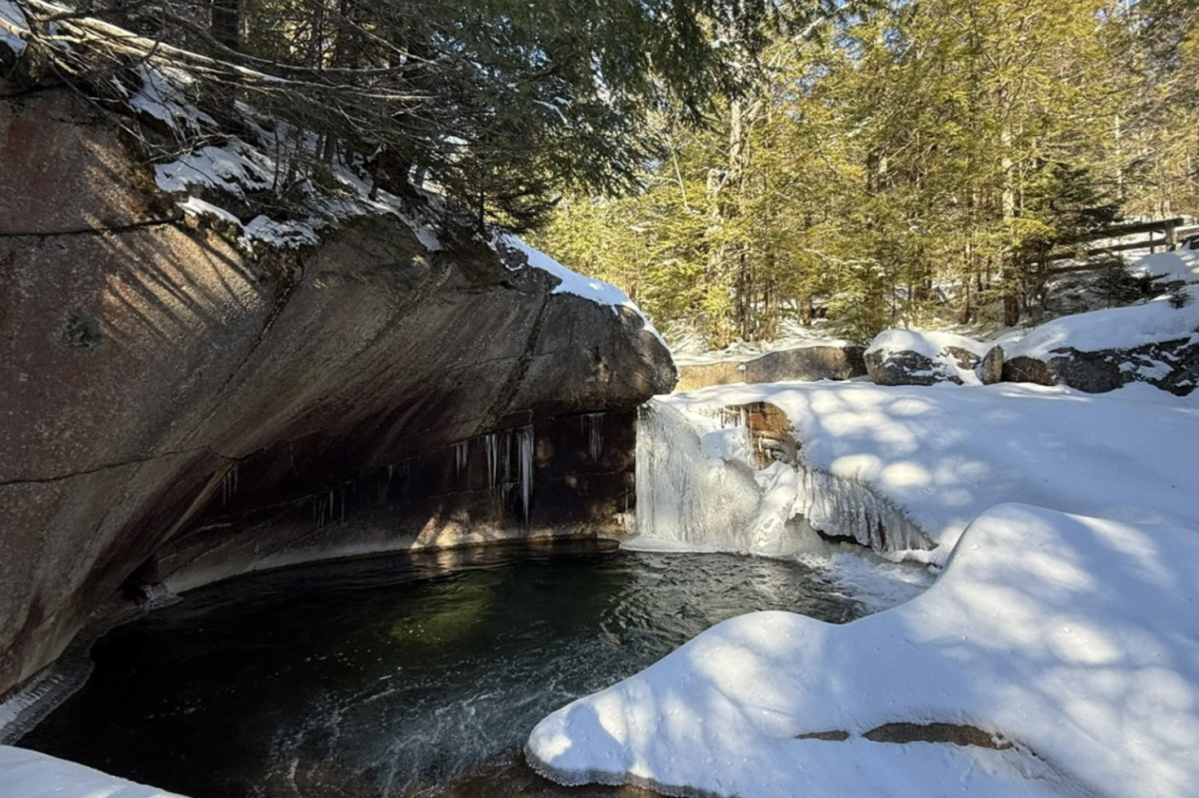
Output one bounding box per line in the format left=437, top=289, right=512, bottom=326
left=455, top=440, right=469, bottom=474
left=632, top=398, right=931, bottom=558
left=483, top=426, right=535, bottom=521
left=582, top=413, right=605, bottom=461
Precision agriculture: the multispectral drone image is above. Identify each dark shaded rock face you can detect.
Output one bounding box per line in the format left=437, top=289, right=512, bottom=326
left=0, top=85, right=674, bottom=698
left=979, top=346, right=1005, bottom=385
left=864, top=349, right=942, bottom=386
left=675, top=345, right=866, bottom=392
left=1003, top=339, right=1199, bottom=395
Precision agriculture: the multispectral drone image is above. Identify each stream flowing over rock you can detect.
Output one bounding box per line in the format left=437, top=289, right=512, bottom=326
left=0, top=82, right=675, bottom=700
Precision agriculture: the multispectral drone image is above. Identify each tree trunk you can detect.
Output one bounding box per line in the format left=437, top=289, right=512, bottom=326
left=211, top=0, right=239, bottom=51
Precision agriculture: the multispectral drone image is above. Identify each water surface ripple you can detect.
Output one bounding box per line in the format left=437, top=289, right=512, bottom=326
left=20, top=540, right=864, bottom=797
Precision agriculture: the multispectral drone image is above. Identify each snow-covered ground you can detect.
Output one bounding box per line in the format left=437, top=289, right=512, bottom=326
left=529, top=504, right=1199, bottom=798
left=0, top=746, right=185, bottom=797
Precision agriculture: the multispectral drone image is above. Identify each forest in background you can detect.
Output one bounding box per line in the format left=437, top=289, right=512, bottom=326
left=531, top=0, right=1199, bottom=345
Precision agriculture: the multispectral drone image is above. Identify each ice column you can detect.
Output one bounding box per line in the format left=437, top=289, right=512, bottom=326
left=516, top=425, right=534, bottom=521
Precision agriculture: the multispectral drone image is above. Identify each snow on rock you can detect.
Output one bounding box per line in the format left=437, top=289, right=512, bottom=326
left=1003, top=288, right=1199, bottom=360
left=866, top=329, right=989, bottom=361
left=127, top=64, right=216, bottom=135
left=242, top=214, right=320, bottom=249
left=529, top=503, right=1199, bottom=798
left=0, top=0, right=27, bottom=57
left=1127, top=246, right=1199, bottom=286
left=154, top=142, right=274, bottom=197
left=0, top=746, right=186, bottom=797
left=156, top=139, right=443, bottom=253
left=177, top=195, right=243, bottom=228
left=631, top=381, right=1199, bottom=564
left=495, top=233, right=665, bottom=345
left=865, top=329, right=992, bottom=386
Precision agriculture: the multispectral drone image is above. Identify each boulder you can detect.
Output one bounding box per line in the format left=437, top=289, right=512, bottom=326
left=1002, top=339, right=1199, bottom=395
left=742, top=346, right=867, bottom=384
left=864, top=349, right=943, bottom=386
left=675, top=344, right=866, bottom=392
left=0, top=84, right=675, bottom=698
left=864, top=330, right=989, bottom=387
left=980, top=345, right=1005, bottom=385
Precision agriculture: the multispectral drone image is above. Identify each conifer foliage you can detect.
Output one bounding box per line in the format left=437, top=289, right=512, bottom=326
left=1, top=0, right=840, bottom=230
left=534, top=0, right=1199, bottom=345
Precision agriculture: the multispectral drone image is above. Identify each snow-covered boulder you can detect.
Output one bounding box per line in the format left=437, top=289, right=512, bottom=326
left=1002, top=287, right=1199, bottom=395
left=864, top=329, right=994, bottom=386
left=1128, top=246, right=1199, bottom=290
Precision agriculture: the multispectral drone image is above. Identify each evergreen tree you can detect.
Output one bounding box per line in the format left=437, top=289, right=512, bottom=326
left=8, top=0, right=841, bottom=228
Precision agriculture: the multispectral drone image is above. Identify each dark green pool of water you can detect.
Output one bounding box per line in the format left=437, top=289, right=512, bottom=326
left=19, top=540, right=863, bottom=797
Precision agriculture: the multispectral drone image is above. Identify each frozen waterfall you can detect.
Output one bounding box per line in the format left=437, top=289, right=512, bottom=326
left=632, top=398, right=931, bottom=558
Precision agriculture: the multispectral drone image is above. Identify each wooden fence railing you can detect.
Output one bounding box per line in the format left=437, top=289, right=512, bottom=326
left=1046, top=217, right=1189, bottom=263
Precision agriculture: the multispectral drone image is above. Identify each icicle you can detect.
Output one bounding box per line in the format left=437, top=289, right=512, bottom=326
left=517, top=425, right=534, bottom=521
left=485, top=433, right=498, bottom=489
left=502, top=430, right=512, bottom=484
left=455, top=440, right=469, bottom=474
left=220, top=463, right=239, bottom=507
left=583, top=413, right=605, bottom=461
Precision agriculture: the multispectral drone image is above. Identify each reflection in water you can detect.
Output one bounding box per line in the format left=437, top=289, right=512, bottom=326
left=20, top=540, right=863, bottom=797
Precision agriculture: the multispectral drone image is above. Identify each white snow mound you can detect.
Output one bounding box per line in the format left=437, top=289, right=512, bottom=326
left=865, top=328, right=988, bottom=360
left=0, top=746, right=186, bottom=797
left=1128, top=246, right=1199, bottom=286
left=529, top=503, right=1199, bottom=798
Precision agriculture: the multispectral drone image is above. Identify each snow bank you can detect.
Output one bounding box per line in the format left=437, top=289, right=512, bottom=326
left=632, top=381, right=1199, bottom=563
left=1003, top=288, right=1199, bottom=359
left=0, top=746, right=185, bottom=797
left=529, top=504, right=1199, bottom=798
left=496, top=234, right=665, bottom=344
